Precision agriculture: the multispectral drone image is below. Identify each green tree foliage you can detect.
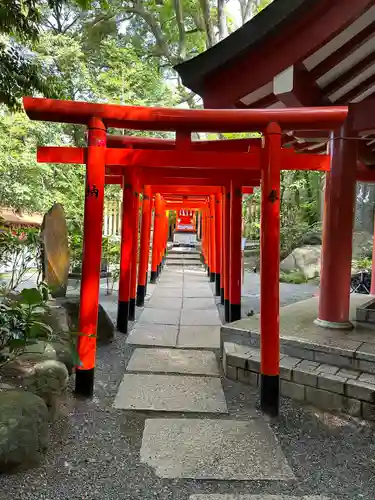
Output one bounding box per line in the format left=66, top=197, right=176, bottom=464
left=0, top=111, right=85, bottom=226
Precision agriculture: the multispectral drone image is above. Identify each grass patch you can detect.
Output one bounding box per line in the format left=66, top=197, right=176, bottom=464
left=279, top=271, right=308, bottom=284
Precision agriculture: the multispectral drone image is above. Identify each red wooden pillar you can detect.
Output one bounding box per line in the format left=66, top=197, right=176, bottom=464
left=137, top=185, right=152, bottom=306
left=204, top=208, right=209, bottom=276
left=224, top=187, right=231, bottom=321
left=162, top=209, right=168, bottom=268
left=151, top=193, right=162, bottom=283
left=229, top=181, right=242, bottom=322
left=215, top=192, right=223, bottom=297
left=202, top=210, right=207, bottom=266
left=371, top=214, right=375, bottom=295
left=316, top=119, right=357, bottom=329
left=260, top=122, right=281, bottom=417
left=117, top=174, right=134, bottom=334
left=200, top=210, right=205, bottom=264
left=209, top=194, right=216, bottom=282
left=75, top=117, right=106, bottom=397
left=129, top=191, right=141, bottom=321
left=220, top=189, right=225, bottom=305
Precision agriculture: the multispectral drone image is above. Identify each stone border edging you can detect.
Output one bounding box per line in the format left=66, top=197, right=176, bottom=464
left=221, top=325, right=375, bottom=373
left=223, top=341, right=375, bottom=421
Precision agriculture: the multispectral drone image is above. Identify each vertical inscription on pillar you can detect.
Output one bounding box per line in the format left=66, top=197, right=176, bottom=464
left=268, top=189, right=279, bottom=203
left=86, top=184, right=99, bottom=198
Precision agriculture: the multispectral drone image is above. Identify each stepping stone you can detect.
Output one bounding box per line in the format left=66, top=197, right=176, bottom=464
left=181, top=309, right=221, bottom=326
left=152, top=287, right=183, bottom=298
left=178, top=326, right=220, bottom=349
left=147, top=297, right=182, bottom=309
left=140, top=418, right=295, bottom=480
left=114, top=374, right=227, bottom=413
left=126, top=324, right=178, bottom=347
left=138, top=308, right=180, bottom=326
left=189, top=496, right=329, bottom=500
left=126, top=348, right=220, bottom=376
left=183, top=297, right=217, bottom=310
left=184, top=288, right=214, bottom=298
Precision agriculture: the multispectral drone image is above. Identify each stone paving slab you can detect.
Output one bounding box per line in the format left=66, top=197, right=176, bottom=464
left=181, top=309, right=221, bottom=326
left=189, top=496, right=329, bottom=500
left=183, top=297, right=217, bottom=310
left=126, top=348, right=220, bottom=376
left=138, top=308, right=181, bottom=325
left=114, top=374, right=227, bottom=412
left=152, top=287, right=183, bottom=298
left=184, top=288, right=214, bottom=298
left=126, top=324, right=178, bottom=346
left=140, top=418, right=295, bottom=480
left=178, top=326, right=221, bottom=349
left=146, top=297, right=183, bottom=309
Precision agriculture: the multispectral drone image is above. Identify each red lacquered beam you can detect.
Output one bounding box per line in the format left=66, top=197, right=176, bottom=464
left=105, top=175, right=123, bottom=185
left=24, top=97, right=348, bottom=132
left=107, top=134, right=261, bottom=151
left=37, top=146, right=330, bottom=172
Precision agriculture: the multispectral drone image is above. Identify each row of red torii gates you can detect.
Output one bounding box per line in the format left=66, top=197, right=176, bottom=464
left=23, top=97, right=371, bottom=416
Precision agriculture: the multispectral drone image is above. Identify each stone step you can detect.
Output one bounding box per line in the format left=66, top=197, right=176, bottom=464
left=221, top=324, right=375, bottom=374
left=166, top=253, right=201, bottom=259
left=166, top=260, right=201, bottom=266
left=223, top=341, right=375, bottom=421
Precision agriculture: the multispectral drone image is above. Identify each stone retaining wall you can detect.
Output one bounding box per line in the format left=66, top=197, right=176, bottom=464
left=221, top=326, right=375, bottom=374
left=223, top=342, right=375, bottom=421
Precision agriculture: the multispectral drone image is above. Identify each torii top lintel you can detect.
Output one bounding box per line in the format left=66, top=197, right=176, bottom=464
left=23, top=97, right=347, bottom=132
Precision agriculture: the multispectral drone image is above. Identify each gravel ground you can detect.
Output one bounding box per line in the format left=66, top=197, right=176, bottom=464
left=1, top=269, right=373, bottom=500
left=1, top=322, right=375, bottom=500
left=239, top=271, right=318, bottom=316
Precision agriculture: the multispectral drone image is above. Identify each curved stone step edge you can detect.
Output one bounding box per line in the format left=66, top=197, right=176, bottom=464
left=223, top=341, right=375, bottom=421
left=220, top=325, right=375, bottom=374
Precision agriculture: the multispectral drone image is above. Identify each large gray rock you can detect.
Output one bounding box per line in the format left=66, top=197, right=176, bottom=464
left=18, top=339, right=74, bottom=375
left=57, top=296, right=114, bottom=345
left=280, top=245, right=321, bottom=280
left=0, top=390, right=48, bottom=472
left=24, top=360, right=69, bottom=406
left=1, top=359, right=69, bottom=408
left=41, top=203, right=70, bottom=298
left=302, top=231, right=322, bottom=245
left=352, top=230, right=373, bottom=259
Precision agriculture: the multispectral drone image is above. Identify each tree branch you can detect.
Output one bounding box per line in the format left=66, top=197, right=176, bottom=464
left=217, top=0, right=228, bottom=40
left=199, top=0, right=216, bottom=47
left=173, top=0, right=187, bottom=60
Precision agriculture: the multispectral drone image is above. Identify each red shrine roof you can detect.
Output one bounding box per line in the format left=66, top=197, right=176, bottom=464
left=175, top=0, right=375, bottom=164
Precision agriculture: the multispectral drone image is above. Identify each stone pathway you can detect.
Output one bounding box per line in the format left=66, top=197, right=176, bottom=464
left=114, top=265, right=296, bottom=484
left=3, top=262, right=375, bottom=499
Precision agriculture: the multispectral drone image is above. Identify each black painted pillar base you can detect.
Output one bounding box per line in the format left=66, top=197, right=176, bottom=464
left=136, top=284, right=146, bottom=307
left=207, top=266, right=210, bottom=278
left=215, top=274, right=221, bottom=297
left=128, top=298, right=136, bottom=321
left=75, top=368, right=94, bottom=397
left=229, top=303, right=241, bottom=322
left=144, top=273, right=148, bottom=295
left=224, top=299, right=230, bottom=322
left=260, top=374, right=280, bottom=417
left=210, top=272, right=216, bottom=283
left=150, top=270, right=157, bottom=284
left=117, top=300, right=129, bottom=334
left=157, top=264, right=160, bottom=276
left=220, top=288, right=224, bottom=305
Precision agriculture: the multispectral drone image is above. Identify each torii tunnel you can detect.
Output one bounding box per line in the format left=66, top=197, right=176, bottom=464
left=23, top=96, right=375, bottom=416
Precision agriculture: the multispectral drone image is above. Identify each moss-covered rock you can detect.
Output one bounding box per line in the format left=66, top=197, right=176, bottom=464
left=0, top=390, right=48, bottom=472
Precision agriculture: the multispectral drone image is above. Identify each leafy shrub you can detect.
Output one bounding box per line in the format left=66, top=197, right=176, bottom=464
left=0, top=285, right=52, bottom=367
left=279, top=271, right=308, bottom=284
left=0, top=224, right=42, bottom=291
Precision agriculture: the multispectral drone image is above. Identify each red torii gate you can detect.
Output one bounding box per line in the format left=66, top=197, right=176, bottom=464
left=24, top=96, right=349, bottom=417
